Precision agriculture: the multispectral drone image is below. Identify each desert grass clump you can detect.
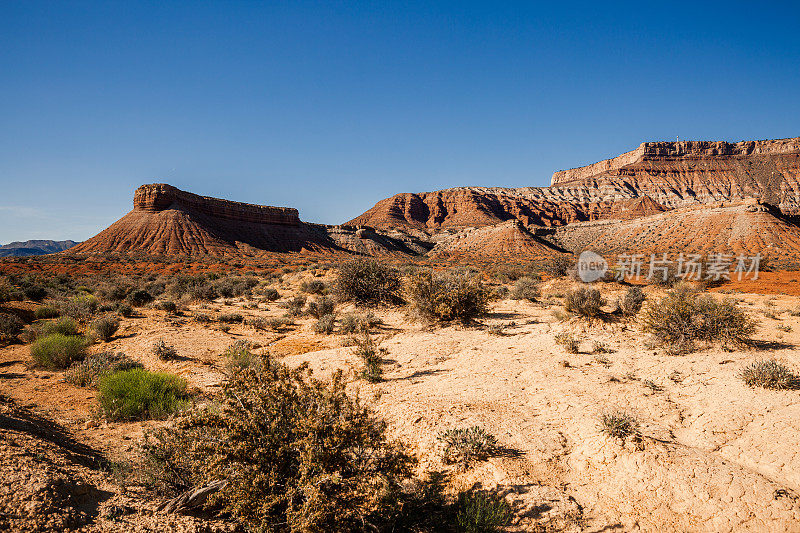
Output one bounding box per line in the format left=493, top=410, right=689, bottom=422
left=407, top=269, right=490, bottom=323
left=34, top=305, right=60, bottom=320
left=267, top=317, right=294, bottom=331
left=282, top=296, right=307, bottom=317
left=152, top=339, right=179, bottom=360
left=334, top=258, right=402, bottom=305
left=217, top=312, right=243, bottom=324
left=60, top=294, right=99, bottom=320
left=592, top=339, right=610, bottom=354
left=339, top=312, right=368, bottom=334
left=64, top=351, right=142, bottom=387
left=306, top=296, right=335, bottom=318
left=455, top=491, right=512, bottom=533
left=555, top=331, right=580, bottom=354
left=740, top=360, right=798, bottom=390
left=618, top=286, right=646, bottom=317
left=510, top=276, right=540, bottom=301
left=41, top=316, right=79, bottom=337
left=91, top=316, right=119, bottom=342
left=642, top=284, right=756, bottom=352
left=97, top=368, right=188, bottom=421
left=438, top=426, right=499, bottom=466
left=564, top=287, right=605, bottom=318
left=122, top=354, right=415, bottom=531
left=313, top=314, right=336, bottom=334
left=261, top=286, right=280, bottom=301
left=352, top=332, right=383, bottom=382
left=223, top=340, right=263, bottom=377
left=31, top=334, right=87, bottom=369
left=154, top=300, right=178, bottom=314
left=599, top=410, right=640, bottom=441
left=0, top=313, right=24, bottom=342
left=245, top=316, right=268, bottom=331
left=300, top=279, right=327, bottom=295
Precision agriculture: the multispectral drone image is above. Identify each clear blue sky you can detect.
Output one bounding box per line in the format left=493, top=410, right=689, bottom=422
left=1, top=1, right=799, bottom=243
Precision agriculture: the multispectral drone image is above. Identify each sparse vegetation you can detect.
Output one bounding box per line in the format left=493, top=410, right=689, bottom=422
left=564, top=287, right=605, bottom=318
left=642, top=284, right=756, bottom=352
left=618, top=286, right=646, bottom=317
left=407, top=269, right=490, bottom=323
left=455, top=490, right=512, bottom=533
left=306, top=296, right=335, bottom=318
left=599, top=410, right=640, bottom=440
left=0, top=313, right=24, bottom=342
left=555, top=331, right=580, bottom=353
left=152, top=339, right=179, bottom=360
left=222, top=340, right=262, bottom=377
left=217, top=312, right=243, bottom=324
left=64, top=351, right=142, bottom=387
left=300, top=279, right=327, bottom=294
left=438, top=426, right=498, bottom=466
left=282, top=296, right=307, bottom=317
left=352, top=332, right=383, bottom=382
left=334, top=258, right=402, bottom=305
left=740, top=360, right=798, bottom=390
left=510, top=276, right=540, bottom=301
left=34, top=305, right=60, bottom=320
left=31, top=334, right=87, bottom=369
left=97, top=368, right=188, bottom=420
left=41, top=317, right=79, bottom=337
left=126, top=289, right=154, bottom=307
left=314, top=313, right=336, bottom=334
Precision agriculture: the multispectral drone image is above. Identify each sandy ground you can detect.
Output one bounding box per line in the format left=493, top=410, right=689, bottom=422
left=2, top=275, right=800, bottom=531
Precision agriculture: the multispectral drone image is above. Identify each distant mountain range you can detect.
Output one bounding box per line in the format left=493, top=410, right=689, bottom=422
left=0, top=240, right=79, bottom=257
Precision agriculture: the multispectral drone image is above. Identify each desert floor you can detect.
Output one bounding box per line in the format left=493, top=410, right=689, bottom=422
left=2, top=273, right=800, bottom=532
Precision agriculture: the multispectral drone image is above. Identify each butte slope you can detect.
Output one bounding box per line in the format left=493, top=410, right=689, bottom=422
left=349, top=137, right=800, bottom=258
left=70, top=184, right=429, bottom=258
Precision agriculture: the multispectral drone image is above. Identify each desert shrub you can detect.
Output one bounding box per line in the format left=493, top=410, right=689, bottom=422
left=91, top=316, right=119, bottom=341
left=740, top=360, right=798, bottom=390
left=313, top=313, right=336, bottom=334
left=97, top=369, right=188, bottom=421
left=592, top=340, right=610, bottom=354
left=124, top=355, right=415, bottom=531
left=245, top=316, right=268, bottom=330
left=306, top=296, right=335, bottom=318
left=34, top=305, right=60, bottom=319
left=166, top=275, right=217, bottom=301
left=642, top=285, right=756, bottom=351
left=353, top=332, right=383, bottom=382
left=154, top=300, right=178, bottom=314
left=542, top=255, right=572, bottom=278
left=0, top=279, right=19, bottom=303
left=41, top=317, right=79, bottom=337
left=339, top=312, right=369, bottom=334
left=262, top=287, right=280, bottom=301
left=334, top=258, right=402, bottom=305
left=223, top=340, right=262, bottom=377
left=127, top=289, right=153, bottom=307
left=152, top=339, right=179, bottom=360
left=267, top=317, right=293, bottom=331
left=300, top=279, right=327, bottom=294
left=554, top=331, right=580, bottom=353
left=510, top=277, right=540, bottom=301
left=618, top=286, right=646, bottom=317
left=0, top=313, right=24, bottom=342
left=116, top=302, right=134, bottom=317
left=455, top=491, right=512, bottom=533
left=31, top=334, right=87, bottom=369
left=599, top=410, right=640, bottom=440
left=64, top=351, right=142, bottom=387
left=217, top=312, right=243, bottom=324
left=282, top=296, right=307, bottom=317
left=407, top=269, right=490, bottom=323
left=564, top=287, right=605, bottom=317
left=60, top=295, right=99, bottom=320
left=24, top=285, right=48, bottom=302
left=438, top=426, right=498, bottom=466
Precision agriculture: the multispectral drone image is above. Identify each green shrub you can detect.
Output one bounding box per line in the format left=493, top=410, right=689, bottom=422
left=123, top=355, right=415, bottom=531
left=313, top=314, right=336, bottom=334
left=31, top=334, right=87, bottom=369
left=407, top=269, right=490, bottom=323
left=34, top=305, right=60, bottom=320
left=97, top=369, right=188, bottom=421
left=152, top=339, right=179, bottom=360
left=642, top=284, right=756, bottom=351
left=618, top=286, right=646, bottom=317
left=42, top=317, right=79, bottom=337
left=455, top=491, right=512, bottom=533
left=306, top=296, right=335, bottom=318
left=510, top=277, right=540, bottom=301
left=564, top=287, right=605, bottom=317
left=64, top=351, right=142, bottom=387
left=0, top=313, right=24, bottom=342
left=741, top=360, right=798, bottom=390
left=599, top=410, right=640, bottom=440
left=92, top=316, right=119, bottom=341
left=334, top=258, right=402, bottom=305
left=438, top=426, right=498, bottom=466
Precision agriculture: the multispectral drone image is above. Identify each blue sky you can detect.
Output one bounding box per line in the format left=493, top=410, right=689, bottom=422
left=1, top=1, right=799, bottom=243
